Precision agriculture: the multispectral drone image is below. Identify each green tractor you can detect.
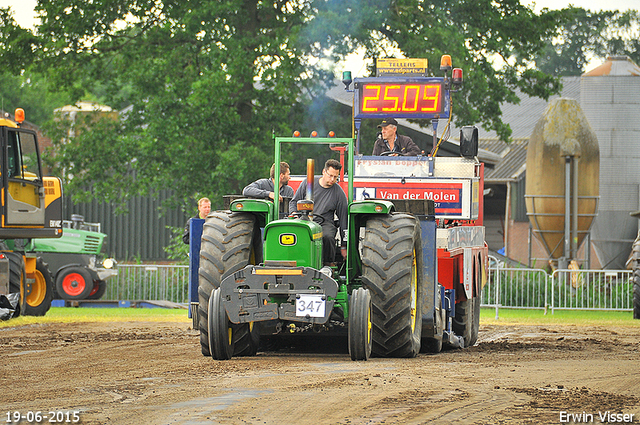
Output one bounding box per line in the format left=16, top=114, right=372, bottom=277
left=197, top=136, right=432, bottom=360
left=22, top=215, right=117, bottom=301
left=189, top=56, right=487, bottom=360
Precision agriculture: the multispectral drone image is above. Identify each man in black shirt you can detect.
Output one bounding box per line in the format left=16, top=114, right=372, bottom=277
left=182, top=197, right=211, bottom=244
left=372, top=118, right=421, bottom=156
left=289, top=159, right=348, bottom=265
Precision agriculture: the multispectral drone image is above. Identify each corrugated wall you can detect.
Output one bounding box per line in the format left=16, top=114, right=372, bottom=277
left=63, top=191, right=190, bottom=262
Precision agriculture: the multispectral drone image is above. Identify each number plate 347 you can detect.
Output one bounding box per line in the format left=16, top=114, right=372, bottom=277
left=295, top=295, right=325, bottom=318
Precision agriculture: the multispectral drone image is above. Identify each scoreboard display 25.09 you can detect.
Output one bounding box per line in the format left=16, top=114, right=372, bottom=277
left=354, top=78, right=449, bottom=120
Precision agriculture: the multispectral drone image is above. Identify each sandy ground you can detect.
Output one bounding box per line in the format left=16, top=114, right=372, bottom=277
left=2, top=318, right=639, bottom=425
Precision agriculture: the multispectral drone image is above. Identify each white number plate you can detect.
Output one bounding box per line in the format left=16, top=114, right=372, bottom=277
left=295, top=295, right=325, bottom=318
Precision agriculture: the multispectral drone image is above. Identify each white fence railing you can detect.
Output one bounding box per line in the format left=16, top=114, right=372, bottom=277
left=102, top=263, right=634, bottom=313
left=103, top=264, right=189, bottom=304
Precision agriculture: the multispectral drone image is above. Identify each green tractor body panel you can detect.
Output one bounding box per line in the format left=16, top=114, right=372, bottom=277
left=263, top=219, right=323, bottom=269
left=230, top=198, right=275, bottom=227
left=24, top=228, right=106, bottom=255
left=348, top=200, right=395, bottom=215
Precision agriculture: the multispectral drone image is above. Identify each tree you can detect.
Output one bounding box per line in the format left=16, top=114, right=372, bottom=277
left=533, top=8, right=640, bottom=76
left=305, top=0, right=566, bottom=141
left=5, top=0, right=334, bottom=208
left=0, top=0, right=573, bottom=207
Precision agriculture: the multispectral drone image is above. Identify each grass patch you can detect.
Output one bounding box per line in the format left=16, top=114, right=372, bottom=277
left=3, top=306, right=638, bottom=329
left=0, top=307, right=190, bottom=328
left=481, top=307, right=640, bottom=327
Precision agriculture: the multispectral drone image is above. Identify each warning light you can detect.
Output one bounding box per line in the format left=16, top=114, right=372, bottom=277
left=327, top=131, right=335, bottom=138
left=310, top=131, right=318, bottom=137
left=15, top=108, right=25, bottom=124
left=440, top=55, right=452, bottom=72
left=452, top=68, right=463, bottom=87
left=293, top=130, right=301, bottom=137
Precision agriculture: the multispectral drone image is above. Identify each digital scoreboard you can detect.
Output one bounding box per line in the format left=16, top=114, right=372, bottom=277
left=353, top=78, right=449, bottom=120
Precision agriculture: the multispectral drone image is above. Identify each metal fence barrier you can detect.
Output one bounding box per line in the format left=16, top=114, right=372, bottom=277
left=103, top=263, right=633, bottom=314
left=103, top=264, right=189, bottom=305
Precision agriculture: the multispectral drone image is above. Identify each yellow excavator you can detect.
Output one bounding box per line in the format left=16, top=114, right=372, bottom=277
left=0, top=108, right=63, bottom=319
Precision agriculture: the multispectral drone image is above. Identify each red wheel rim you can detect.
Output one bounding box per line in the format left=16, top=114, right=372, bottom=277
left=88, top=282, right=100, bottom=297
left=62, top=273, right=87, bottom=296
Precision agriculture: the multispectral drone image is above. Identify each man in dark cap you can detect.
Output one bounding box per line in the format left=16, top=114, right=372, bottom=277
left=372, top=118, right=421, bottom=156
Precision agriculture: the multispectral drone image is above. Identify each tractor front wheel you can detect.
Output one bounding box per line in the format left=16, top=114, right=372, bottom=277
left=87, top=280, right=107, bottom=300
left=349, top=287, right=372, bottom=361
left=56, top=267, right=94, bottom=300
left=208, top=288, right=234, bottom=360
left=361, top=213, right=423, bottom=358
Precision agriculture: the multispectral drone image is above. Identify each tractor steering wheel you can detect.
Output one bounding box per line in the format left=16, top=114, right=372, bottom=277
left=380, top=151, right=407, bottom=156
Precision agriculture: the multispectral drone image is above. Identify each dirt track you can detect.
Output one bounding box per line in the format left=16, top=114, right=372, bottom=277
left=2, top=318, right=639, bottom=424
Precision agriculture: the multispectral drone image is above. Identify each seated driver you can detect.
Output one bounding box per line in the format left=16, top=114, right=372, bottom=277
left=372, top=118, right=421, bottom=156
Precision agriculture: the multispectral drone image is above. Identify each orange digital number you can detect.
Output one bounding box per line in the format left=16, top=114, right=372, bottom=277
left=401, top=85, right=420, bottom=111
left=382, top=85, right=400, bottom=111
left=420, top=84, right=441, bottom=112
left=362, top=85, right=381, bottom=112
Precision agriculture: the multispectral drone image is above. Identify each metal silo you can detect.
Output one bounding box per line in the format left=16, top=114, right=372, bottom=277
left=525, top=99, right=599, bottom=264
left=581, top=56, right=640, bottom=269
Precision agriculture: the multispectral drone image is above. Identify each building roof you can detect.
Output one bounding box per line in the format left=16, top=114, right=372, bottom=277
left=583, top=55, right=640, bottom=77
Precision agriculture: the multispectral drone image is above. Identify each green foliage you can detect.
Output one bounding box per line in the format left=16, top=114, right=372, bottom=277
left=307, top=0, right=567, bottom=140
left=3, top=0, right=637, bottom=214
left=533, top=8, right=640, bottom=76
left=163, top=226, right=189, bottom=264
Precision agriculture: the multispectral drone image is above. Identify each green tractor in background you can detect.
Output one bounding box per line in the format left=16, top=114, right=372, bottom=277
left=21, top=215, right=118, bottom=301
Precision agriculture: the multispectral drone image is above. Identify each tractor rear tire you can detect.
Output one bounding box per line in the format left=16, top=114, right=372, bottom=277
left=198, top=212, right=262, bottom=356
left=23, top=258, right=54, bottom=316
left=56, top=267, right=94, bottom=300
left=233, top=323, right=260, bottom=357
left=349, top=287, right=372, bottom=361
left=361, top=213, right=423, bottom=358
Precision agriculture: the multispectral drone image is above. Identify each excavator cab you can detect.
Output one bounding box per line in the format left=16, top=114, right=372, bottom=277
left=3, top=128, right=46, bottom=228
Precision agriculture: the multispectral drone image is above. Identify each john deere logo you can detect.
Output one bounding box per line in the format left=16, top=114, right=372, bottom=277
left=280, top=233, right=296, bottom=246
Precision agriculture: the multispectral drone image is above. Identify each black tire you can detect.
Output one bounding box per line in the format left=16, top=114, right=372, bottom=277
left=421, top=284, right=444, bottom=354
left=361, top=213, right=423, bottom=358
left=233, top=323, right=260, bottom=357
left=5, top=252, right=25, bottom=318
left=349, top=287, right=372, bottom=361
left=452, top=258, right=482, bottom=347
left=198, top=212, right=262, bottom=356
left=55, top=267, right=94, bottom=300
left=86, top=280, right=107, bottom=300
left=23, top=258, right=54, bottom=316
left=208, top=288, right=234, bottom=360
left=453, top=292, right=481, bottom=347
